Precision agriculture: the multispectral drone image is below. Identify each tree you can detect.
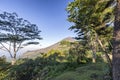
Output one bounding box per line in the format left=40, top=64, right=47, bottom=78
left=0, top=12, right=42, bottom=65
left=112, top=0, right=120, bottom=79
left=67, top=0, right=114, bottom=65
left=69, top=41, right=88, bottom=64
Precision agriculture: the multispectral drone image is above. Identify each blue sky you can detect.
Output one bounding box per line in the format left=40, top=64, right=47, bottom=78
left=0, top=0, right=75, bottom=51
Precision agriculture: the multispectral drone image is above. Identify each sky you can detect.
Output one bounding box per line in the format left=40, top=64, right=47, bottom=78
left=0, top=0, right=76, bottom=56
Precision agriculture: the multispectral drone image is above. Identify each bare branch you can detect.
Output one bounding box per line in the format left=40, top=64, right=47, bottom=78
left=16, top=42, right=22, bottom=53
left=0, top=42, right=13, bottom=58
left=9, top=42, right=11, bottom=53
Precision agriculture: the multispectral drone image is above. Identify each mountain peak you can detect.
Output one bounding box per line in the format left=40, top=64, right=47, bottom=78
left=21, top=37, right=76, bottom=58
left=62, top=37, right=76, bottom=42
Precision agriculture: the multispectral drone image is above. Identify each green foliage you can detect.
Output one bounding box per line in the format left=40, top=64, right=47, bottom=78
left=0, top=55, right=6, bottom=64
left=0, top=61, right=11, bottom=80
left=0, top=50, right=110, bottom=80
left=67, top=0, right=114, bottom=47
left=54, top=62, right=109, bottom=80
left=0, top=48, right=86, bottom=80
left=43, top=49, right=68, bottom=62
left=60, top=40, right=71, bottom=47
left=67, top=41, right=90, bottom=64
left=67, top=0, right=114, bottom=68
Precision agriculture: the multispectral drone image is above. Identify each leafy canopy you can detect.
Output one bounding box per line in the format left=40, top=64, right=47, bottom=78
left=0, top=12, right=41, bottom=43
left=67, top=0, right=114, bottom=40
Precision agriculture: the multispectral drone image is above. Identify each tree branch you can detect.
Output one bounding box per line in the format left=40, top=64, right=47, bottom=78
left=0, top=42, right=13, bottom=58
left=95, top=33, right=112, bottom=68
left=16, top=42, right=22, bottom=53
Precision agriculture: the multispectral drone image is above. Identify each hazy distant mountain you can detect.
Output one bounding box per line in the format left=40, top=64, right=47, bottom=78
left=21, top=37, right=76, bottom=59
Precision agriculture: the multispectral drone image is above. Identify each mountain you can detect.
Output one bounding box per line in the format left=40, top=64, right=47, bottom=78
left=21, top=37, right=76, bottom=59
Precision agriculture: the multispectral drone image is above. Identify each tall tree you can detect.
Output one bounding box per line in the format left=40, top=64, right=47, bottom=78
left=0, top=12, right=42, bottom=65
left=112, top=0, right=120, bottom=79
left=67, top=0, right=114, bottom=64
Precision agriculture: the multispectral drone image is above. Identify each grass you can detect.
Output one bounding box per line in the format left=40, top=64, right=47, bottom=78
left=54, top=62, right=109, bottom=80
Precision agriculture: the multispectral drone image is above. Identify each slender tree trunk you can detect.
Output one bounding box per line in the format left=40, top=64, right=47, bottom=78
left=112, top=0, right=120, bottom=80
left=97, top=37, right=112, bottom=68
left=90, top=47, right=96, bottom=63
left=11, top=57, right=16, bottom=65
left=92, top=49, right=96, bottom=63
left=92, top=41, right=97, bottom=63
left=90, top=42, right=96, bottom=63
left=11, top=52, right=16, bottom=65
left=11, top=42, right=17, bottom=65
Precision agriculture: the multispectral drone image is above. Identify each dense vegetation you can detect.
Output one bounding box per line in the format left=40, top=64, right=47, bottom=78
left=0, top=50, right=110, bottom=80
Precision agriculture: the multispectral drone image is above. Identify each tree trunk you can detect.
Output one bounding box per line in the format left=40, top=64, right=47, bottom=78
left=11, top=58, right=16, bottom=65
left=11, top=53, right=16, bottom=65
left=11, top=42, right=17, bottom=65
left=96, top=35, right=112, bottom=68
left=112, top=0, right=120, bottom=80
left=92, top=41, right=97, bottom=63
left=92, top=49, right=96, bottom=63
left=90, top=43, right=96, bottom=63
